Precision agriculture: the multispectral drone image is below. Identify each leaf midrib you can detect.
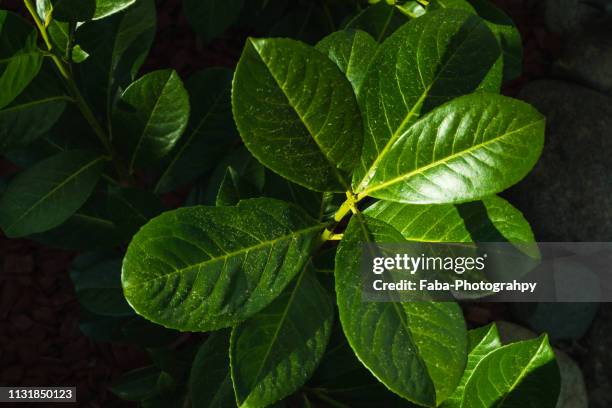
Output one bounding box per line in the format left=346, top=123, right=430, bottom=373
left=0, top=95, right=70, bottom=114
left=127, top=223, right=323, bottom=288
left=362, top=120, right=543, bottom=196
left=5, top=155, right=105, bottom=233
left=249, top=39, right=349, bottom=190
left=352, top=214, right=435, bottom=406
left=239, top=265, right=309, bottom=406
left=356, top=18, right=482, bottom=193
left=128, top=71, right=174, bottom=173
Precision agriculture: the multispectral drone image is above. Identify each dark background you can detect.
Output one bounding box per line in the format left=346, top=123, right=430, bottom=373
left=1, top=0, right=611, bottom=406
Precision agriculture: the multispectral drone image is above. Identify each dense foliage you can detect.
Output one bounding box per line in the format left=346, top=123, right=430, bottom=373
left=0, top=0, right=561, bottom=406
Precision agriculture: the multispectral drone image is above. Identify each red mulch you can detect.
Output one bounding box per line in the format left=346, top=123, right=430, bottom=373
left=0, top=0, right=561, bottom=406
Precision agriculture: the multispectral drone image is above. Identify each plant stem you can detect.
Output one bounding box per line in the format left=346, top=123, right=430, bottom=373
left=23, top=0, right=126, bottom=180
left=334, top=191, right=359, bottom=222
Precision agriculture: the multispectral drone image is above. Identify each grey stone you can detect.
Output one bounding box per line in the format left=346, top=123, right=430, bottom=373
left=507, top=80, right=612, bottom=242
left=554, top=20, right=612, bottom=95
left=545, top=0, right=611, bottom=34
left=583, top=304, right=612, bottom=408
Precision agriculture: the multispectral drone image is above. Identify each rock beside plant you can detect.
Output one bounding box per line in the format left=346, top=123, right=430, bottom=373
left=554, top=20, right=612, bottom=96
left=545, top=0, right=609, bottom=34
left=507, top=80, right=612, bottom=242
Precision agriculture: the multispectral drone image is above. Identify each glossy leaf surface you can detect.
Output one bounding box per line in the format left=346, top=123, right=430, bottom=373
left=122, top=198, right=325, bottom=331
left=0, top=150, right=105, bottom=237
left=230, top=267, right=333, bottom=408
left=335, top=214, right=467, bottom=406
left=353, top=9, right=500, bottom=191
left=233, top=38, right=362, bottom=192
left=360, top=93, right=545, bottom=204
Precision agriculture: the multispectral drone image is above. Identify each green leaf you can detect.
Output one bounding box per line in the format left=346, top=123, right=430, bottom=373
left=307, top=325, right=410, bottom=408
left=183, top=0, right=244, bottom=42
left=365, top=195, right=535, bottom=243
left=345, top=2, right=407, bottom=42
left=155, top=68, right=237, bottom=193
left=191, top=147, right=266, bottom=207
left=76, top=0, right=156, bottom=115
left=190, top=332, right=236, bottom=408
left=29, top=190, right=127, bottom=250
left=230, top=266, right=333, bottom=408
left=107, top=186, right=165, bottom=237
left=216, top=167, right=261, bottom=207
left=335, top=214, right=467, bottom=406
left=459, top=335, right=560, bottom=407
left=315, top=29, right=378, bottom=97
left=263, top=171, right=330, bottom=221
left=232, top=38, right=362, bottom=192
left=47, top=21, right=89, bottom=63
left=0, top=150, right=105, bottom=238
left=0, top=63, right=68, bottom=153
left=358, top=93, right=545, bottom=204
left=353, top=9, right=501, bottom=192
left=70, top=252, right=134, bottom=317
left=432, top=0, right=523, bottom=81
left=40, top=0, right=137, bottom=21
left=122, top=198, right=325, bottom=331
left=111, top=365, right=161, bottom=401
left=442, top=324, right=502, bottom=408
left=0, top=11, right=43, bottom=109
left=114, top=69, right=190, bottom=172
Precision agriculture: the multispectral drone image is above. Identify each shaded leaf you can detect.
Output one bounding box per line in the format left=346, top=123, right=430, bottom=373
left=0, top=63, right=68, bottom=153
left=432, top=0, right=522, bottom=81
left=70, top=252, right=133, bottom=317
left=232, top=38, right=362, bottom=192
left=155, top=68, right=237, bottom=193
left=335, top=213, right=467, bottom=406
left=345, top=2, right=407, bottom=42
left=365, top=195, right=535, bottom=243
left=230, top=267, right=333, bottom=407
left=190, top=331, right=236, bottom=408
left=315, top=29, right=378, bottom=96
left=107, top=186, right=165, bottom=236
left=184, top=0, right=244, bottom=42
left=29, top=195, right=127, bottom=250
left=114, top=69, right=190, bottom=172
left=359, top=93, right=545, bottom=204
left=76, top=0, right=156, bottom=116
left=122, top=198, right=325, bottom=331
left=0, top=11, right=43, bottom=109
left=0, top=150, right=105, bottom=237
left=353, top=9, right=501, bottom=192
left=110, top=366, right=161, bottom=401
left=216, top=167, right=261, bottom=207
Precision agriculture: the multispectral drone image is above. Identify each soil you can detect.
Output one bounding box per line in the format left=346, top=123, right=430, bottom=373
left=0, top=0, right=564, bottom=407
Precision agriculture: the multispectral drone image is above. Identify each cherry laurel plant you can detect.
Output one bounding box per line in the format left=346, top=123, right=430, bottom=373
left=0, top=0, right=561, bottom=406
